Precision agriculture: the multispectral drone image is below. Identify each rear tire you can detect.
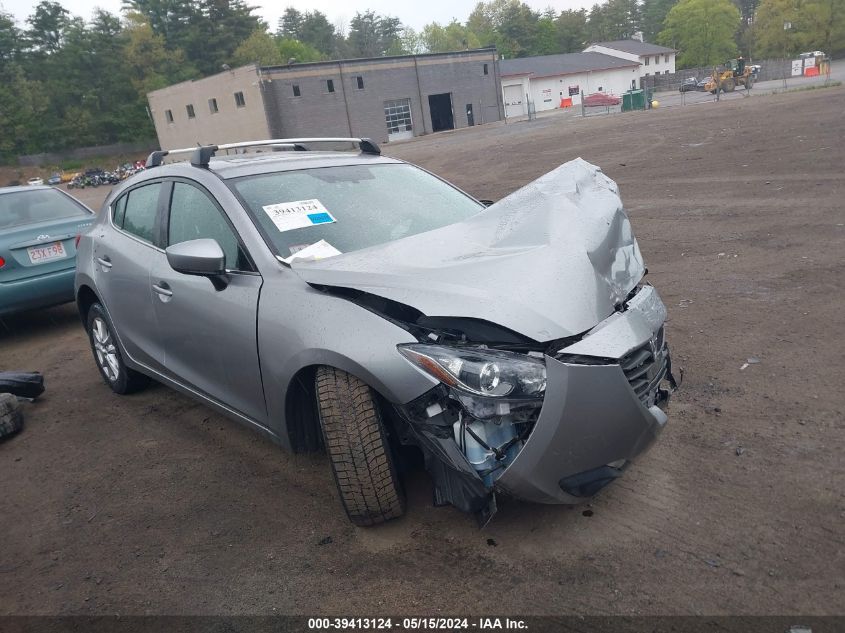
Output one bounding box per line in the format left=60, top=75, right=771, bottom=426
left=86, top=303, right=149, bottom=395
left=315, top=366, right=405, bottom=526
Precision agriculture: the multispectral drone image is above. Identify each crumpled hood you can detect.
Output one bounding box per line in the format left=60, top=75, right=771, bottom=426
left=292, top=158, right=645, bottom=342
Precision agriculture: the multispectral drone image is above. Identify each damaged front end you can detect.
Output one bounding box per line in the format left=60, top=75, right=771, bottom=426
left=293, top=158, right=680, bottom=524
left=388, top=284, right=677, bottom=526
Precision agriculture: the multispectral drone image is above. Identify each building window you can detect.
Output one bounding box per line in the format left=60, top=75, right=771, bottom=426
left=208, top=98, right=218, bottom=114
left=644, top=56, right=649, bottom=66
left=384, top=98, right=412, bottom=135
left=355, top=76, right=364, bottom=90
left=483, top=63, right=489, bottom=75
left=186, top=104, right=195, bottom=118
left=598, top=86, right=603, bottom=92
left=292, top=84, right=301, bottom=97
left=654, top=56, right=659, bottom=65
left=165, top=109, right=173, bottom=123
left=234, top=91, right=246, bottom=107
left=664, top=54, right=669, bottom=63
left=665, top=70, right=670, bottom=75
left=325, top=79, right=335, bottom=93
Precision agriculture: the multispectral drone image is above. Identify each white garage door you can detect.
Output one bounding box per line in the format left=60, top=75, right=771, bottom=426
left=503, top=85, right=525, bottom=118
left=384, top=98, right=414, bottom=141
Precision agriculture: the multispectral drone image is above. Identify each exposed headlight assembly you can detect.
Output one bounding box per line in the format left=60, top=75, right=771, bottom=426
left=397, top=344, right=546, bottom=399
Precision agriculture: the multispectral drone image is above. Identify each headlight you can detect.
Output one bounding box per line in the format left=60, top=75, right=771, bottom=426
left=397, top=344, right=546, bottom=399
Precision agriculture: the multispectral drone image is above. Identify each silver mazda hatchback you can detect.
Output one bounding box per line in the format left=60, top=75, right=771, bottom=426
left=75, top=138, right=677, bottom=526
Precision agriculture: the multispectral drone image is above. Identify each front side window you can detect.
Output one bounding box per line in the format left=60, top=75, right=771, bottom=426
left=168, top=182, right=249, bottom=271
left=232, top=164, right=483, bottom=259
left=0, top=189, right=91, bottom=230
left=120, top=183, right=161, bottom=244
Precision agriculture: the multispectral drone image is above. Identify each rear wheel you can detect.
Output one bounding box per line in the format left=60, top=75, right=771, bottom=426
left=315, top=366, right=405, bottom=526
left=86, top=303, right=149, bottom=394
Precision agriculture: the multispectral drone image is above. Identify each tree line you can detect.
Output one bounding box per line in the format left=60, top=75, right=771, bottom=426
left=1, top=0, right=842, bottom=161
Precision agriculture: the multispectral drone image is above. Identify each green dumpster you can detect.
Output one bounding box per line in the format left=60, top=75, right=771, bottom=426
left=622, top=89, right=646, bottom=112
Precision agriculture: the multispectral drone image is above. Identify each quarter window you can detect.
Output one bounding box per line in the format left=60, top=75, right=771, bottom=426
left=168, top=183, right=249, bottom=271
left=121, top=183, right=161, bottom=244
left=234, top=91, right=246, bottom=107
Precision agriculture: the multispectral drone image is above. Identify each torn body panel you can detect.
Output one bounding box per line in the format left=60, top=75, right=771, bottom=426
left=292, top=159, right=645, bottom=342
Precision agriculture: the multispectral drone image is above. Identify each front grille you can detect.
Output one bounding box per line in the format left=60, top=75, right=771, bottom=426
left=621, top=326, right=668, bottom=405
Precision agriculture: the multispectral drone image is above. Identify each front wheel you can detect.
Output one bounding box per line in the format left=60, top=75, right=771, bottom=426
left=87, top=303, right=149, bottom=394
left=315, top=366, right=405, bottom=526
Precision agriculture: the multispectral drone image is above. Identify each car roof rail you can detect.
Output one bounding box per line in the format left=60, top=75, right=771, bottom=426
left=145, top=138, right=381, bottom=169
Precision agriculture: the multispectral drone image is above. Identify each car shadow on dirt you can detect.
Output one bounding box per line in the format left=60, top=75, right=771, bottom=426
left=0, top=303, right=80, bottom=340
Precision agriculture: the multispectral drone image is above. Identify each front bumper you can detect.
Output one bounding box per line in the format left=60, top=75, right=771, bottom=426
left=495, top=284, right=673, bottom=504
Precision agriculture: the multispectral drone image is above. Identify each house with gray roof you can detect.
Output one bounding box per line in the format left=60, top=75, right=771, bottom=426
left=584, top=39, right=677, bottom=79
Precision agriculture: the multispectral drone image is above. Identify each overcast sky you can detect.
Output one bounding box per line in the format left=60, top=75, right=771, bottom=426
left=0, top=0, right=596, bottom=32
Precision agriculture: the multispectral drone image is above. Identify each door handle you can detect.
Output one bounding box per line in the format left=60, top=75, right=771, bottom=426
left=152, top=282, right=172, bottom=298
left=96, top=256, right=112, bottom=269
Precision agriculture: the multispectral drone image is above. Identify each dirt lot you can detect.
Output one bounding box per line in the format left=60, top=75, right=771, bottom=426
left=1, top=87, right=843, bottom=616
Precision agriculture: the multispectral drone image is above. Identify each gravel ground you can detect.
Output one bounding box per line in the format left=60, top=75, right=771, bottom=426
left=1, top=85, right=843, bottom=616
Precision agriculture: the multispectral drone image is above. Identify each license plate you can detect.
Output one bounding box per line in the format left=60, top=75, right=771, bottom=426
left=27, top=241, right=67, bottom=264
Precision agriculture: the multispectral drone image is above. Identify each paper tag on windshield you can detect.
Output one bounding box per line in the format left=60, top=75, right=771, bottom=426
left=262, top=199, right=336, bottom=233
left=282, top=239, right=342, bottom=264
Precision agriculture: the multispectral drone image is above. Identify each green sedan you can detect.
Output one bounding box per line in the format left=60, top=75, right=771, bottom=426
left=0, top=186, right=95, bottom=316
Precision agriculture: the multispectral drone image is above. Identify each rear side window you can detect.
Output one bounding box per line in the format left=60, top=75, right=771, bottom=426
left=167, top=182, right=250, bottom=271
left=112, top=195, right=127, bottom=227
left=0, top=189, right=90, bottom=230
left=120, top=183, right=161, bottom=244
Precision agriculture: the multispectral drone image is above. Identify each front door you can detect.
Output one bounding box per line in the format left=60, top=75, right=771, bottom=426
left=151, top=180, right=267, bottom=424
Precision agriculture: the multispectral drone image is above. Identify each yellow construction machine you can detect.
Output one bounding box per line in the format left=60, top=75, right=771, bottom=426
left=705, top=58, right=754, bottom=93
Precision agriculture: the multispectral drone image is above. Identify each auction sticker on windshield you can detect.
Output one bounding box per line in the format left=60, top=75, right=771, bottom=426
left=262, top=199, right=336, bottom=233
left=27, top=241, right=67, bottom=264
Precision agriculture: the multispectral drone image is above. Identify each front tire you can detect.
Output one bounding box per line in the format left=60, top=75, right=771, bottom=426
left=87, top=303, right=149, bottom=394
left=315, top=367, right=405, bottom=526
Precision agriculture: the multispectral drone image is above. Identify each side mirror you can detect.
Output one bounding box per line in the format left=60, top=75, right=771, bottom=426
left=166, top=239, right=225, bottom=276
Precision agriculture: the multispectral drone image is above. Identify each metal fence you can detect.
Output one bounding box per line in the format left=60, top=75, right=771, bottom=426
left=643, top=58, right=792, bottom=94
left=18, top=140, right=159, bottom=167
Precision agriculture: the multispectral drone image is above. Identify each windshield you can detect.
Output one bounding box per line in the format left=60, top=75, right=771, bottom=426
left=0, top=189, right=91, bottom=230
left=231, top=163, right=484, bottom=259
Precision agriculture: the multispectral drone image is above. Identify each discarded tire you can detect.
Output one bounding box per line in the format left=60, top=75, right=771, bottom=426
left=315, top=366, right=405, bottom=526
left=0, top=393, right=23, bottom=439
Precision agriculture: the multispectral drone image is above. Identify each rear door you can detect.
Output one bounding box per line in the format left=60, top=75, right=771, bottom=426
left=93, top=181, right=166, bottom=370
left=150, top=180, right=267, bottom=424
